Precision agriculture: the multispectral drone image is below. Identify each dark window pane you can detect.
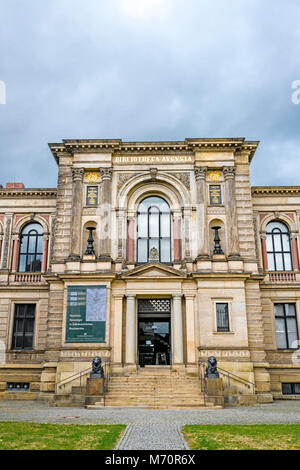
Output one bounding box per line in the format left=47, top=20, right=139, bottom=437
left=12, top=305, right=35, bottom=350
left=217, top=303, right=229, bottom=332
left=160, top=239, right=171, bottom=263
left=137, top=239, right=147, bottom=263
left=294, top=384, right=300, bottom=394
left=275, top=318, right=287, bottom=349
left=282, top=383, right=292, bottom=395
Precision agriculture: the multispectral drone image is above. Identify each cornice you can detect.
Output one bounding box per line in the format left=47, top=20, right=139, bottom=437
left=48, top=138, right=259, bottom=161
left=252, top=186, right=300, bottom=196
left=0, top=188, right=57, bottom=198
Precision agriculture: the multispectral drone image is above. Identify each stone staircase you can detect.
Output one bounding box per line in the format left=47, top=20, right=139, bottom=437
left=53, top=367, right=223, bottom=409
left=86, top=368, right=220, bottom=409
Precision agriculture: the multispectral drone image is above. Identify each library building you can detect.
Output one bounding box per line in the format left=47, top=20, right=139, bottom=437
left=0, top=137, right=300, bottom=408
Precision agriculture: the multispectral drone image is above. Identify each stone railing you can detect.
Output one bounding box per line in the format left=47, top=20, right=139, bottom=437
left=13, top=273, right=44, bottom=283
left=268, top=272, right=297, bottom=283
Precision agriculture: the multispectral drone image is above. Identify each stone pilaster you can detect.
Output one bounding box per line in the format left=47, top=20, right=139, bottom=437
left=195, top=167, right=208, bottom=258
left=185, top=294, right=196, bottom=364
left=112, top=293, right=124, bottom=365
left=172, top=294, right=184, bottom=364
left=125, top=294, right=136, bottom=366
left=69, top=167, right=84, bottom=259
left=0, top=213, right=13, bottom=270
left=99, top=168, right=113, bottom=259
left=223, top=167, right=239, bottom=257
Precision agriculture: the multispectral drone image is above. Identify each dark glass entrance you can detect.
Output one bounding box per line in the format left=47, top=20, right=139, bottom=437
left=137, top=299, right=171, bottom=367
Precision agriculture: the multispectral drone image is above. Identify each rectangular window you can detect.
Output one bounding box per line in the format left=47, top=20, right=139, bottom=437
left=282, top=383, right=300, bottom=395
left=216, top=303, right=230, bottom=332
left=275, top=303, right=299, bottom=349
left=11, top=304, right=35, bottom=350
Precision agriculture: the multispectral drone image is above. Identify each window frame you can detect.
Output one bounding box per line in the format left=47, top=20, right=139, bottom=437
left=11, top=304, right=36, bottom=351
left=137, top=197, right=171, bottom=264
left=282, top=383, right=300, bottom=395
left=274, top=302, right=299, bottom=350
left=18, top=223, right=44, bottom=273
left=266, top=221, right=293, bottom=272
left=216, top=302, right=230, bottom=332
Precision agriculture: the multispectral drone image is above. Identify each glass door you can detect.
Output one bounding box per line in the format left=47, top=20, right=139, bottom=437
left=138, top=317, right=171, bottom=367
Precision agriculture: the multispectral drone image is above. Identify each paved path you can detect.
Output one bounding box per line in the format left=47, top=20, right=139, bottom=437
left=1, top=401, right=300, bottom=450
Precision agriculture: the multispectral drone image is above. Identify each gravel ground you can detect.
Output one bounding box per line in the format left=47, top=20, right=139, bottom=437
left=1, top=400, right=300, bottom=450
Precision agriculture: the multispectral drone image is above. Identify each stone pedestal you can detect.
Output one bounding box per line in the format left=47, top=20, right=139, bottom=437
left=86, top=377, right=104, bottom=396
left=85, top=377, right=105, bottom=407
left=205, top=378, right=224, bottom=406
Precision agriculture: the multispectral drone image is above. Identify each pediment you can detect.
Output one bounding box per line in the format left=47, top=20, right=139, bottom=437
left=121, top=263, right=186, bottom=279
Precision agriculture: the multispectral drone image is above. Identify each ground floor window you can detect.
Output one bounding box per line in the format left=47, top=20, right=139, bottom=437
left=274, top=303, right=299, bottom=349
left=216, top=303, right=230, bottom=332
left=11, top=304, right=35, bottom=350
left=282, top=383, right=300, bottom=395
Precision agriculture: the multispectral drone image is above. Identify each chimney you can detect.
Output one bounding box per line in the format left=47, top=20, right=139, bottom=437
left=5, top=182, right=25, bottom=189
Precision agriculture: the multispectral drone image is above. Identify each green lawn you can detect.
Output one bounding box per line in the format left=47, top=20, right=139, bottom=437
left=182, top=424, right=300, bottom=450
left=0, top=422, right=126, bottom=450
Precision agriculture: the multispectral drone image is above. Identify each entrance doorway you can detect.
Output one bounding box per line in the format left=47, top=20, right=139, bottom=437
left=137, top=299, right=171, bottom=367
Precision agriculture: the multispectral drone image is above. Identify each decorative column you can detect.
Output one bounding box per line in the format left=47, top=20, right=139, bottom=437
left=183, top=207, right=192, bottom=261
left=195, top=167, right=208, bottom=258
left=11, top=237, right=20, bottom=272
left=125, top=294, right=136, bottom=365
left=223, top=167, right=239, bottom=257
left=113, top=293, right=124, bottom=365
left=1, top=213, right=13, bottom=270
left=185, top=294, right=196, bottom=364
left=261, top=236, right=268, bottom=270
left=116, top=208, right=126, bottom=261
left=69, top=167, right=84, bottom=259
left=291, top=236, right=300, bottom=271
left=99, top=168, right=113, bottom=259
left=173, top=212, right=181, bottom=262
left=172, top=294, right=184, bottom=364
left=127, top=217, right=135, bottom=263
left=42, top=235, right=49, bottom=272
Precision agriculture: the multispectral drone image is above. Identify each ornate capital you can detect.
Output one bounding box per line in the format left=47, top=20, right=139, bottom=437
left=223, top=166, right=235, bottom=180
left=194, top=167, right=207, bottom=181
left=72, top=167, right=84, bottom=182
left=100, top=167, right=113, bottom=181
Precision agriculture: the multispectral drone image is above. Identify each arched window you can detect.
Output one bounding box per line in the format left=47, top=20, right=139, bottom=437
left=266, top=221, right=292, bottom=271
left=137, top=196, right=171, bottom=263
left=18, top=223, right=44, bottom=273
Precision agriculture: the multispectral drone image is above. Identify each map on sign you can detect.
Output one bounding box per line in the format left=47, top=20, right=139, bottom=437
left=86, top=288, right=106, bottom=322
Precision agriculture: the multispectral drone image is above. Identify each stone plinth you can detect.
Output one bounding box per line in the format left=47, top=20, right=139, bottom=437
left=205, top=378, right=224, bottom=406
left=86, top=377, right=104, bottom=396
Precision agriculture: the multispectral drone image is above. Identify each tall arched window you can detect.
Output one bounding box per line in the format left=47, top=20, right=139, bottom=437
left=137, top=196, right=171, bottom=263
left=266, top=221, right=292, bottom=271
left=18, top=223, right=44, bottom=273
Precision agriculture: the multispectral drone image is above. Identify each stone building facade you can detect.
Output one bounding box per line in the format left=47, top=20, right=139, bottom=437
left=0, top=137, right=300, bottom=404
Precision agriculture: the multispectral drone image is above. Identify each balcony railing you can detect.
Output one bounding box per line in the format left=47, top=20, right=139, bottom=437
left=12, top=273, right=44, bottom=283
left=268, top=271, right=297, bottom=283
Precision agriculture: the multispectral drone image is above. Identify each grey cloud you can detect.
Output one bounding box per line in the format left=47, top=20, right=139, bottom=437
left=0, top=0, right=299, bottom=187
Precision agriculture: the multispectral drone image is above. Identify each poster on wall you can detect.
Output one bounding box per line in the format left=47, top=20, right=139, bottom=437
left=65, top=285, right=106, bottom=343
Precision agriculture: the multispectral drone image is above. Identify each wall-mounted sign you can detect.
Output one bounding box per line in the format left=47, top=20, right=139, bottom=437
left=66, top=286, right=106, bottom=343
left=86, top=186, right=98, bottom=206
left=209, top=184, right=222, bottom=205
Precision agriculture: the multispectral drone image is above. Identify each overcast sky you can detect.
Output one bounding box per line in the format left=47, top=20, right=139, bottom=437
left=0, top=0, right=299, bottom=188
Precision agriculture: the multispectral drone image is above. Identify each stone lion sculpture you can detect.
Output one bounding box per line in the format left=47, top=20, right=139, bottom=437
left=205, top=356, right=219, bottom=378
left=91, top=356, right=104, bottom=378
